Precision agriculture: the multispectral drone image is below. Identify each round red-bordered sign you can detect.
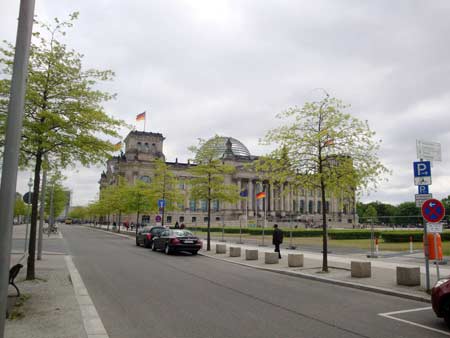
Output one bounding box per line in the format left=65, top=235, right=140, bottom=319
left=421, top=199, right=445, bottom=223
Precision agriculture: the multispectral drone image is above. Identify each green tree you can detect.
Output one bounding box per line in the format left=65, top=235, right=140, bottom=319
left=0, top=14, right=125, bottom=279
left=147, top=159, right=184, bottom=225
left=256, top=94, right=389, bottom=271
left=394, top=202, right=421, bottom=226
left=189, top=136, right=240, bottom=251
left=14, top=198, right=27, bottom=220
left=362, top=205, right=378, bottom=224
left=45, top=180, right=68, bottom=220
left=102, top=178, right=130, bottom=233
left=442, top=196, right=450, bottom=225
left=69, top=206, right=87, bottom=221
left=125, top=180, right=152, bottom=232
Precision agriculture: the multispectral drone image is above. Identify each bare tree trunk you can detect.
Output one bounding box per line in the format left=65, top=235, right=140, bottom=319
left=26, top=152, right=42, bottom=280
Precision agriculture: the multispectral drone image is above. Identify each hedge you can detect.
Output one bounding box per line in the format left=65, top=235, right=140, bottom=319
left=328, top=230, right=381, bottom=240
left=381, top=231, right=450, bottom=242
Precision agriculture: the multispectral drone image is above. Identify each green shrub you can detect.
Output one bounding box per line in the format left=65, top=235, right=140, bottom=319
left=381, top=231, right=450, bottom=242
left=328, top=230, right=381, bottom=240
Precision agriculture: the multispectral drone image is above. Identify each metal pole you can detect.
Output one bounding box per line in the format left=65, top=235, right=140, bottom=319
left=48, top=183, right=55, bottom=236
left=434, top=233, right=440, bottom=281
left=424, top=219, right=431, bottom=291
left=37, top=165, right=47, bottom=260
left=0, top=0, right=35, bottom=334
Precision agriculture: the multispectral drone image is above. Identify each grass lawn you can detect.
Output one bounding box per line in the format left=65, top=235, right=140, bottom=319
left=193, top=230, right=450, bottom=255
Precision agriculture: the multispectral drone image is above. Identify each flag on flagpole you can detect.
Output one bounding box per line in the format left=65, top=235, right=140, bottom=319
left=256, top=191, right=266, bottom=199
left=114, top=141, right=122, bottom=151
left=136, top=111, right=146, bottom=121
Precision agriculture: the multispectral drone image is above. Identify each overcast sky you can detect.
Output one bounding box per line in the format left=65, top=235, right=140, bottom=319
left=2, top=1, right=449, bottom=207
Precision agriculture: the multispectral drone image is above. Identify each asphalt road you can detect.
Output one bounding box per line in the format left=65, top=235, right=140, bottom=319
left=62, top=225, right=448, bottom=338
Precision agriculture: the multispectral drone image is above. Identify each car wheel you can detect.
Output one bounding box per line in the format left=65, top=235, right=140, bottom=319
left=164, top=244, right=171, bottom=255
left=191, top=251, right=198, bottom=255
left=135, top=238, right=140, bottom=246
left=151, top=241, right=157, bottom=251
left=144, top=239, right=149, bottom=248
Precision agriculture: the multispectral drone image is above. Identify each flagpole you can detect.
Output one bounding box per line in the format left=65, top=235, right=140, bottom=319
left=144, top=113, right=146, bottom=132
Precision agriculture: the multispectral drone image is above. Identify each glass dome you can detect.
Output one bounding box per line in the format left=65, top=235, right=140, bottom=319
left=199, top=136, right=251, bottom=159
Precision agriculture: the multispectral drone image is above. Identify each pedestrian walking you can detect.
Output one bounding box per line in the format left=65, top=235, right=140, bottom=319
left=174, top=221, right=180, bottom=229
left=272, top=224, right=283, bottom=259
left=180, top=223, right=185, bottom=229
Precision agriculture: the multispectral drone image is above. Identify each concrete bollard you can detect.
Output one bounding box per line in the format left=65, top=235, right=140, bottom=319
left=216, top=244, right=226, bottom=254
left=288, top=254, right=304, bottom=267
left=397, top=266, right=420, bottom=286
left=229, top=247, right=241, bottom=257
left=351, top=261, right=371, bottom=278
left=245, top=249, right=258, bottom=260
left=265, top=252, right=279, bottom=264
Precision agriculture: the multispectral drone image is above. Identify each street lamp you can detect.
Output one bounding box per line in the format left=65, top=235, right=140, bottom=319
left=25, top=176, right=33, bottom=252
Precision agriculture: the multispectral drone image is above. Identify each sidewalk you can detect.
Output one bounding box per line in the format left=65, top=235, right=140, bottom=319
left=200, top=239, right=439, bottom=303
left=5, top=225, right=88, bottom=338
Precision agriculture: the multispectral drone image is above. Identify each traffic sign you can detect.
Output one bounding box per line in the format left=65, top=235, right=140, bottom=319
left=414, top=176, right=431, bottom=186
left=418, top=185, right=429, bottom=194
left=415, top=194, right=432, bottom=207
left=155, top=215, right=162, bottom=222
left=413, top=161, right=431, bottom=177
left=427, top=222, right=443, bottom=233
left=23, top=192, right=33, bottom=204
left=417, top=140, right=442, bottom=162
left=158, top=199, right=166, bottom=208
left=422, top=199, right=445, bottom=223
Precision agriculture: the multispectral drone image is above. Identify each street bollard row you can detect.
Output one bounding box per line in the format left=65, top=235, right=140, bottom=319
left=214, top=244, right=422, bottom=287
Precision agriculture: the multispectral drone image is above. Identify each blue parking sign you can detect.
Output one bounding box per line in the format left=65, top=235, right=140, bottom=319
left=158, top=199, right=166, bottom=208
left=418, top=185, right=429, bottom=194
left=413, top=161, right=431, bottom=177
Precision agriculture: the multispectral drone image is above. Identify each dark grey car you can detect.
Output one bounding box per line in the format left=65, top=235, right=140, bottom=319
left=152, top=229, right=202, bottom=255
left=136, top=226, right=165, bottom=248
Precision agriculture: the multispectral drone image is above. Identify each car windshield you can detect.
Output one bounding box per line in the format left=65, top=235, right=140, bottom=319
left=172, top=230, right=194, bottom=237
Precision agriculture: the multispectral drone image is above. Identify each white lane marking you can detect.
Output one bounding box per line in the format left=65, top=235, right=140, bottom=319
left=65, top=255, right=110, bottom=338
left=379, top=307, right=450, bottom=336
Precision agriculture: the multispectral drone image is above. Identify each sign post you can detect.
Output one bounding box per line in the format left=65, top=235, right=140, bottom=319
left=422, top=199, right=445, bottom=288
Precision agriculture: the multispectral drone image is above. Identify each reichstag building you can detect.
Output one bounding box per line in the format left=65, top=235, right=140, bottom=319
left=99, top=131, right=356, bottom=228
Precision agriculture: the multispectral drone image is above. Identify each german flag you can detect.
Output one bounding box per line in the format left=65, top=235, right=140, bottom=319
left=114, top=141, right=122, bottom=151
left=256, top=191, right=266, bottom=199
left=136, top=111, right=146, bottom=121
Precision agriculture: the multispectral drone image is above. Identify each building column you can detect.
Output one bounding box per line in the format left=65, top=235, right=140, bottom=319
left=280, top=184, right=285, bottom=212
left=248, top=179, right=253, bottom=214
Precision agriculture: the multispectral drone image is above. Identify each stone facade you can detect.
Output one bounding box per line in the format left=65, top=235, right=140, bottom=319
left=99, top=131, right=356, bottom=228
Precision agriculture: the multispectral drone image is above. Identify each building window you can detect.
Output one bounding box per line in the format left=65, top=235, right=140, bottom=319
left=293, top=200, right=298, bottom=212
left=142, top=215, right=150, bottom=224
left=317, top=201, right=322, bottom=214
left=300, top=200, right=305, bottom=213
left=200, top=200, right=207, bottom=212
left=325, top=201, right=330, bottom=213
left=166, top=216, right=172, bottom=223
left=308, top=200, right=313, bottom=214
left=140, top=175, right=151, bottom=183
left=192, top=216, right=197, bottom=223
left=189, top=200, right=196, bottom=212
left=179, top=216, right=184, bottom=222
left=215, top=217, right=220, bottom=221
left=203, top=217, right=209, bottom=223
left=212, top=200, right=220, bottom=212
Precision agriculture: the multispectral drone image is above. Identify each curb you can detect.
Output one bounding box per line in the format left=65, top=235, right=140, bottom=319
left=65, top=255, right=109, bottom=338
left=201, top=252, right=431, bottom=304
left=83, top=225, right=135, bottom=239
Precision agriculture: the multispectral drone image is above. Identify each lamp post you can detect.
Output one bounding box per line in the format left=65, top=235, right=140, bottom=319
left=24, top=177, right=33, bottom=252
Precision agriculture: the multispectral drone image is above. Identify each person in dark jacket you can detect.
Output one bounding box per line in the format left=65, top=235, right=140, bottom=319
left=272, top=224, right=283, bottom=258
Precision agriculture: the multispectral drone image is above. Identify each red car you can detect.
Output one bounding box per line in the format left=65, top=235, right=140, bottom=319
left=432, top=278, right=450, bottom=327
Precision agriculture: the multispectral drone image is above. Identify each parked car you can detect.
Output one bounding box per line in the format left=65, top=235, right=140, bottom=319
left=431, top=278, right=450, bottom=327
left=136, top=226, right=165, bottom=248
left=152, top=229, right=202, bottom=255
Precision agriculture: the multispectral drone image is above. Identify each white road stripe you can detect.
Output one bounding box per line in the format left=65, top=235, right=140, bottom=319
left=65, top=255, right=109, bottom=338
left=379, top=307, right=450, bottom=336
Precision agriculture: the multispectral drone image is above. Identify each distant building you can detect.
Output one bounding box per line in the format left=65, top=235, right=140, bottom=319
left=99, top=131, right=356, bottom=227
